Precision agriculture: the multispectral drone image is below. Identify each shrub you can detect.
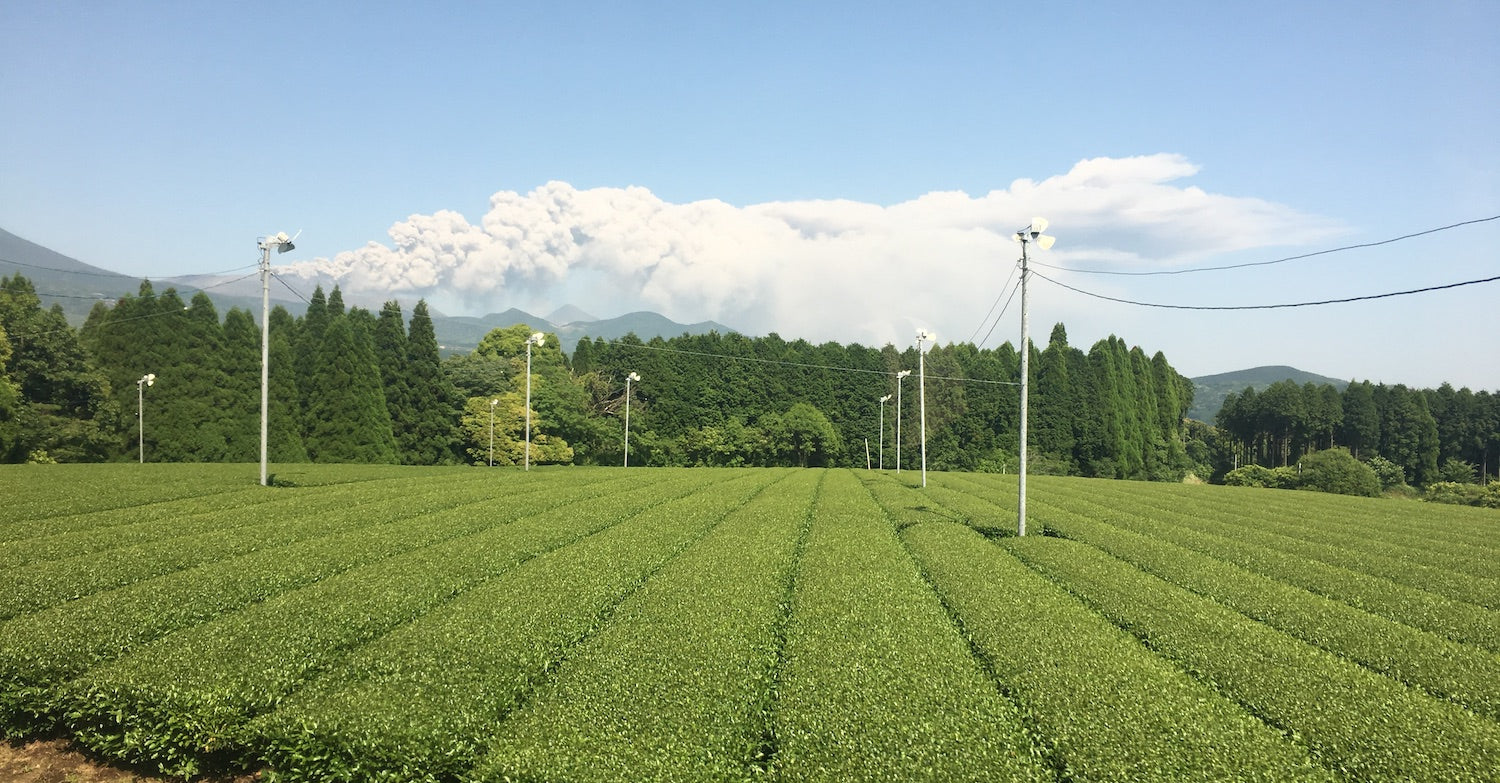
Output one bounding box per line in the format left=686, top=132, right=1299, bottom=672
left=1297, top=448, right=1381, bottom=497
left=1438, top=458, right=1477, bottom=484
left=1424, top=482, right=1487, bottom=507
left=1224, top=464, right=1297, bottom=489
left=1365, top=456, right=1407, bottom=490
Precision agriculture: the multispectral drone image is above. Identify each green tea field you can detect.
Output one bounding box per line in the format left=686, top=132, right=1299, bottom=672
left=1, top=464, right=1497, bottom=782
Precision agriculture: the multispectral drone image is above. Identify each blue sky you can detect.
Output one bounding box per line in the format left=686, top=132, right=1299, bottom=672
left=2, top=1, right=1497, bottom=389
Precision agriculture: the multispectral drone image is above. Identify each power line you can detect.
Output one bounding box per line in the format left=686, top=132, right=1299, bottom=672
left=977, top=272, right=1023, bottom=349
left=1031, top=214, right=1500, bottom=277
left=31, top=270, right=265, bottom=303
left=270, top=271, right=314, bottom=306
left=0, top=255, right=258, bottom=281
left=1031, top=269, right=1500, bottom=311
left=968, top=259, right=1019, bottom=344
left=8, top=272, right=265, bottom=341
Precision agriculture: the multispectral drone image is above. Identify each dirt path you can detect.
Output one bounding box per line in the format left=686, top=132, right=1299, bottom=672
left=0, top=739, right=260, bottom=783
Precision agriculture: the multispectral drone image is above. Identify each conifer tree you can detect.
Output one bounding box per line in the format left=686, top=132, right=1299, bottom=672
left=403, top=300, right=459, bottom=464
left=373, top=301, right=415, bottom=459
left=149, top=292, right=234, bottom=461
left=1033, top=324, right=1077, bottom=465
left=221, top=308, right=263, bottom=461
left=268, top=310, right=309, bottom=462
left=295, top=285, right=329, bottom=429
left=303, top=316, right=396, bottom=463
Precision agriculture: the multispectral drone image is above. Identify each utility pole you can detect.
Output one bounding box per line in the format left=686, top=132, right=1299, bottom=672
left=1013, top=219, right=1054, bottom=536
left=257, top=232, right=295, bottom=486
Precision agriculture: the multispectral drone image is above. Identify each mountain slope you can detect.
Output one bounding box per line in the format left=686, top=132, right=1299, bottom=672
left=1188, top=365, right=1350, bottom=422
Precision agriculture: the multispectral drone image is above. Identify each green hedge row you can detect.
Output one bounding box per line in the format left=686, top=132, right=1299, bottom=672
left=903, top=520, right=1333, bottom=781
left=471, top=470, right=823, bottom=783
left=1038, top=487, right=1499, bottom=649
left=1032, top=494, right=1500, bottom=720
left=1007, top=536, right=1500, bottom=782
left=0, top=475, right=491, bottom=619
left=770, top=470, right=1049, bottom=782
left=0, top=464, right=257, bottom=526
left=0, top=471, right=635, bottom=740
left=0, top=471, right=465, bottom=568
left=251, top=469, right=782, bottom=783
left=1066, top=476, right=1498, bottom=571
left=55, top=472, right=712, bottom=777
left=1068, top=478, right=1499, bottom=596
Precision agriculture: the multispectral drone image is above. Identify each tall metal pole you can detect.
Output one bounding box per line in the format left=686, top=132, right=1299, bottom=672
left=623, top=372, right=638, bottom=467
left=918, top=334, right=929, bottom=488
left=489, top=399, right=497, bottom=466
left=138, top=378, right=145, bottom=464
left=259, top=244, right=270, bottom=486
left=525, top=339, right=534, bottom=471
left=878, top=395, right=890, bottom=470
left=895, top=370, right=909, bottom=473
left=1018, top=239, right=1030, bottom=536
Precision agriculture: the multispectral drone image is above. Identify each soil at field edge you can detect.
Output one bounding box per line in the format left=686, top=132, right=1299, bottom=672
left=0, top=738, right=261, bottom=783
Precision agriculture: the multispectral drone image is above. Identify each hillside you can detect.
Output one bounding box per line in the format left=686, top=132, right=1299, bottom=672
left=1188, top=365, right=1350, bottom=423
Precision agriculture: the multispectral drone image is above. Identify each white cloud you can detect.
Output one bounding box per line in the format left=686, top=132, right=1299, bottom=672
left=279, top=153, right=1342, bottom=348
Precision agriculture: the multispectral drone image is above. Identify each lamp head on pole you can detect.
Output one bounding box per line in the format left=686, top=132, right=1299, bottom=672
left=1012, top=218, right=1056, bottom=250
left=490, top=398, right=498, bottom=407
left=139, top=373, right=155, bottom=388
left=258, top=230, right=299, bottom=254
left=527, top=332, right=546, bottom=347
left=627, top=371, right=641, bottom=383
left=880, top=394, right=892, bottom=403
left=896, top=369, right=911, bottom=380
left=916, top=330, right=935, bottom=350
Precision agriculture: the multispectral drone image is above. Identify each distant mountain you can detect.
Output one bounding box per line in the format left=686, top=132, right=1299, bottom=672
left=546, top=304, right=597, bottom=324
left=0, top=227, right=281, bottom=321
left=430, top=308, right=737, bottom=356
left=1188, top=365, right=1350, bottom=423
left=556, top=311, right=736, bottom=355
left=1, top=228, right=139, bottom=319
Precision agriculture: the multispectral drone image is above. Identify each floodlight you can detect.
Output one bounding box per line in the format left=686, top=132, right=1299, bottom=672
left=1039, top=235, right=1056, bottom=250
left=880, top=394, right=892, bottom=403
left=897, top=370, right=911, bottom=379
left=145, top=373, right=156, bottom=387
left=1031, top=217, right=1048, bottom=234
left=529, top=332, right=546, bottom=346
left=628, top=371, right=641, bottom=382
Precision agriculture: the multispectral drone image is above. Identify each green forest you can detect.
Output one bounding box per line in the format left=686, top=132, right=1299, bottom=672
left=2, top=273, right=1497, bottom=492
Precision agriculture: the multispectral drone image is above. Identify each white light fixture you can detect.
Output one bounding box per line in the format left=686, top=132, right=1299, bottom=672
left=489, top=398, right=499, bottom=467
left=136, top=373, right=155, bottom=463
left=878, top=394, right=892, bottom=470
left=256, top=231, right=298, bottom=487
left=916, top=330, right=935, bottom=488
left=1013, top=218, right=1055, bottom=536
left=524, top=332, right=546, bottom=471
left=895, top=369, right=911, bottom=474
left=624, top=371, right=641, bottom=467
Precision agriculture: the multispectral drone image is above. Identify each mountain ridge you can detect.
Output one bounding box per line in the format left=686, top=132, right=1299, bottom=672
left=1187, top=365, right=1351, bottom=423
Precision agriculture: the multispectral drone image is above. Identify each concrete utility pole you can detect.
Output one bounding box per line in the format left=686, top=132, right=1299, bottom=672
left=1013, top=219, right=1054, bottom=536
left=257, top=232, right=296, bottom=486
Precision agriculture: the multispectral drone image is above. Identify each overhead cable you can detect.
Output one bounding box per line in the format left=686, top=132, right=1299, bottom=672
left=1031, top=214, right=1500, bottom=277
left=1031, top=269, right=1500, bottom=310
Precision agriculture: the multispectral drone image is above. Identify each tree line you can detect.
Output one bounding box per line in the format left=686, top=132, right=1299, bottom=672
left=6, top=271, right=1491, bottom=487
left=1, top=275, right=1197, bottom=475
left=1214, top=378, right=1500, bottom=486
